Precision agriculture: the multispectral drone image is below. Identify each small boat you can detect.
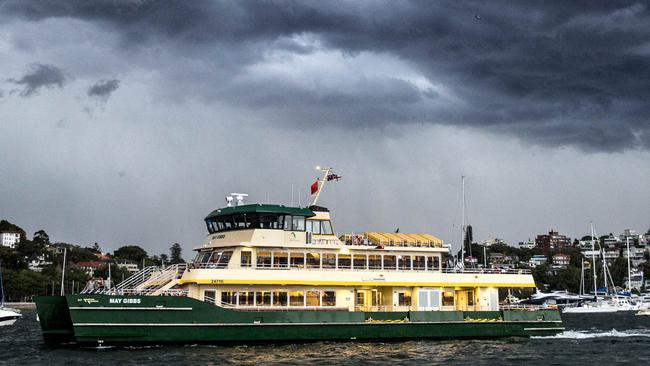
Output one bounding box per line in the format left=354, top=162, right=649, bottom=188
left=636, top=308, right=650, bottom=316
left=0, top=261, right=22, bottom=326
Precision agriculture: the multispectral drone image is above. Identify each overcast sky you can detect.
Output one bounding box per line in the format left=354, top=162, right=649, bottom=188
left=1, top=1, right=649, bottom=257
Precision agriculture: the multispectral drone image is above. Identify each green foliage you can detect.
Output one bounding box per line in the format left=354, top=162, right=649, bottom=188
left=33, top=230, right=50, bottom=245
left=93, top=264, right=132, bottom=287
left=169, top=243, right=185, bottom=264
left=1, top=268, right=49, bottom=301
left=114, top=245, right=148, bottom=263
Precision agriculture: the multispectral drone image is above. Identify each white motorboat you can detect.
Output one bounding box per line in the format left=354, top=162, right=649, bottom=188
left=0, top=307, right=22, bottom=326
left=636, top=308, right=650, bottom=316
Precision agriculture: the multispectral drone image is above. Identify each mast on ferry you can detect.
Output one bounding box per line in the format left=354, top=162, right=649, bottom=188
left=309, top=167, right=341, bottom=207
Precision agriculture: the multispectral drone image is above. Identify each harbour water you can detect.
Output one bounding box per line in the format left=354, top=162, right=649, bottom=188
left=2, top=311, right=649, bottom=365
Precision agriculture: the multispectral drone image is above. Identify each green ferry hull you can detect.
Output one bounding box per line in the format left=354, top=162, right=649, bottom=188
left=35, top=295, right=563, bottom=345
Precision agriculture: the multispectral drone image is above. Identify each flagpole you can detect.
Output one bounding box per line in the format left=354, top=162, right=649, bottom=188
left=310, top=167, right=331, bottom=206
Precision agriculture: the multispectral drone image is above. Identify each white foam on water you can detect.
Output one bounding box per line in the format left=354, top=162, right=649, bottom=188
left=533, top=329, right=650, bottom=339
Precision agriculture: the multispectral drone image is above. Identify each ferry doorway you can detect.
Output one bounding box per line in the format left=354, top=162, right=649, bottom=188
left=455, top=290, right=475, bottom=311
left=355, top=289, right=384, bottom=310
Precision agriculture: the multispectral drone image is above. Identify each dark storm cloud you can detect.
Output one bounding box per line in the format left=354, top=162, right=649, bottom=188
left=3, top=0, right=650, bottom=151
left=8, top=63, right=66, bottom=96
left=88, top=79, right=120, bottom=99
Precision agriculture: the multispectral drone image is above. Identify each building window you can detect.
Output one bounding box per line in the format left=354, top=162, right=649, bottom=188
left=337, top=254, right=351, bottom=269
left=241, top=251, right=252, bottom=267
left=272, top=252, right=288, bottom=268
left=273, top=291, right=288, bottom=306
left=306, top=253, right=321, bottom=268
left=306, top=290, right=320, bottom=306
left=289, top=252, right=305, bottom=268
left=353, top=254, right=367, bottom=269
left=289, top=291, right=305, bottom=306
left=413, top=256, right=426, bottom=270
left=256, top=291, right=271, bottom=306
left=368, top=255, right=381, bottom=269
left=398, top=291, right=411, bottom=306
left=383, top=255, right=396, bottom=270
left=256, top=251, right=272, bottom=268
left=322, top=253, right=336, bottom=268
left=322, top=291, right=336, bottom=306
left=442, top=291, right=454, bottom=306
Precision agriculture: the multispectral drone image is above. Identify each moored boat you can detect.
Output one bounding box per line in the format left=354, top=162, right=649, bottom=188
left=35, top=169, right=563, bottom=345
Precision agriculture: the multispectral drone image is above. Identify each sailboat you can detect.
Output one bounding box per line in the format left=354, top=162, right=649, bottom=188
left=563, top=223, right=638, bottom=313
left=0, top=260, right=22, bottom=326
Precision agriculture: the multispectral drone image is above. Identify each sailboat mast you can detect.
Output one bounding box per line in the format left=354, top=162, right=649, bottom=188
left=461, top=176, right=465, bottom=268
left=60, top=247, right=67, bottom=296
left=0, top=260, right=5, bottom=307
left=626, top=237, right=632, bottom=292
left=590, top=223, right=598, bottom=301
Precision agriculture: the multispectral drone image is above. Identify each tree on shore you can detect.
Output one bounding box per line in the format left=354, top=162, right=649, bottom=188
left=114, top=245, right=148, bottom=265
left=169, top=243, right=185, bottom=264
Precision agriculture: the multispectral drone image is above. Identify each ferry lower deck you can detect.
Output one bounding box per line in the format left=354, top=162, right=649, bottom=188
left=35, top=294, right=564, bottom=345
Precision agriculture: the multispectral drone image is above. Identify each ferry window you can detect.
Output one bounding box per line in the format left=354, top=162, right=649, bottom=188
left=427, top=256, right=440, bottom=271
left=260, top=214, right=282, bottom=229
left=322, top=291, right=336, bottom=306
left=442, top=291, right=455, bottom=306
left=398, top=291, right=411, bottom=306
left=337, top=254, right=351, bottom=269
left=306, top=290, right=320, bottom=306
left=256, top=291, right=271, bottom=306
left=289, top=291, right=305, bottom=306
left=211, top=251, right=232, bottom=268
left=241, top=251, right=252, bottom=267
left=273, top=252, right=288, bottom=268
left=233, top=214, right=247, bottom=229
left=283, top=215, right=293, bottom=230
left=306, top=253, right=321, bottom=268
left=467, top=290, right=475, bottom=306
left=292, top=216, right=305, bottom=231
left=356, top=291, right=365, bottom=306
left=413, top=256, right=426, bottom=270
left=321, top=221, right=334, bottom=235
left=353, top=254, right=367, bottom=269
left=397, top=255, right=411, bottom=270
left=204, top=290, right=216, bottom=304
left=322, top=253, right=336, bottom=268
left=200, top=252, right=211, bottom=263
left=368, top=255, right=381, bottom=269
left=383, top=255, right=396, bottom=270
left=221, top=291, right=237, bottom=305
left=222, top=216, right=234, bottom=231
left=273, top=291, right=288, bottom=306
left=239, top=291, right=254, bottom=306
left=289, top=252, right=305, bottom=268
left=306, top=220, right=320, bottom=234
left=256, top=251, right=272, bottom=268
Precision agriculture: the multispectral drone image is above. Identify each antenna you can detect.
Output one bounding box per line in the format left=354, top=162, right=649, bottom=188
left=225, top=195, right=234, bottom=207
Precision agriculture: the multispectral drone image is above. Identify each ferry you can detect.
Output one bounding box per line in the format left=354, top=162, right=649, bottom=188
left=35, top=169, right=563, bottom=345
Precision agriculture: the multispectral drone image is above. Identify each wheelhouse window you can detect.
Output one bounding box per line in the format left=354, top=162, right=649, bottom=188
left=322, top=291, right=336, bottom=306
left=256, top=251, right=272, bottom=268
left=368, top=255, right=381, bottom=269
left=209, top=250, right=233, bottom=268
left=272, top=252, right=288, bottom=268
left=292, top=216, right=305, bottom=231
left=337, top=254, right=351, bottom=269
left=353, top=254, right=367, bottom=269
left=321, top=220, right=334, bottom=235
left=383, top=255, right=396, bottom=270
left=306, top=253, right=321, bottom=268
left=289, top=252, right=305, bottom=268
left=322, top=253, right=336, bottom=268
left=306, top=220, right=321, bottom=234
left=413, top=256, right=426, bottom=270
left=241, top=251, right=252, bottom=267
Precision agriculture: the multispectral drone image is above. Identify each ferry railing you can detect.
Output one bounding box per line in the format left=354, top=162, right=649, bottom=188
left=229, top=265, right=531, bottom=275
left=499, top=304, right=547, bottom=311
left=134, top=263, right=187, bottom=294
left=114, top=266, right=159, bottom=291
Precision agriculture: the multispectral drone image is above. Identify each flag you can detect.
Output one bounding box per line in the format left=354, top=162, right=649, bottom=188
left=310, top=180, right=319, bottom=195
left=326, top=174, right=341, bottom=181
